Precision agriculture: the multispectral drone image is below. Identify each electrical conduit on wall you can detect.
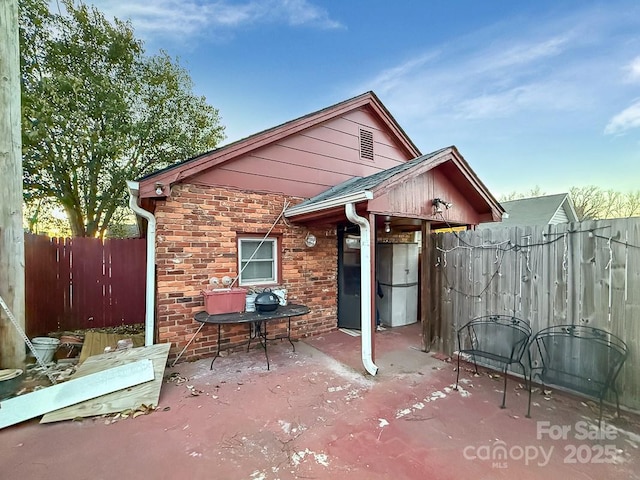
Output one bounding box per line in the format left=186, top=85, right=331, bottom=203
left=126, top=181, right=156, bottom=346
left=345, top=203, right=378, bottom=376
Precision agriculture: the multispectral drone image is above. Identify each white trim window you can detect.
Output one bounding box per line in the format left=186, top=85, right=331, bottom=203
left=238, top=237, right=278, bottom=286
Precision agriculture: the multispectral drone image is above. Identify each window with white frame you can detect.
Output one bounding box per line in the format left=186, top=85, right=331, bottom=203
left=238, top=237, right=278, bottom=286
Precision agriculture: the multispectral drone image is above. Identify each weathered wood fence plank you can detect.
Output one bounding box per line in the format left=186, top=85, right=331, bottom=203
left=432, top=217, right=640, bottom=411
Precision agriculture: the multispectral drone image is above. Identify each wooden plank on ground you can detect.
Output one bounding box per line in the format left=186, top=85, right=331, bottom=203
left=41, top=343, right=170, bottom=423
left=78, top=331, right=145, bottom=364
left=0, top=359, right=154, bottom=429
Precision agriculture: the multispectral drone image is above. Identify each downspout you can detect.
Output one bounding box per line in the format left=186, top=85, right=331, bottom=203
left=127, top=180, right=156, bottom=347
left=345, top=203, right=378, bottom=376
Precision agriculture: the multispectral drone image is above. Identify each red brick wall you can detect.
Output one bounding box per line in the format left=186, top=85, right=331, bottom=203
left=154, top=184, right=338, bottom=362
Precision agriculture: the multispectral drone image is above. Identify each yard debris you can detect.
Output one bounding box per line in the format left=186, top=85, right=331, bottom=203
left=186, top=385, right=204, bottom=396
left=1, top=360, right=155, bottom=429
left=79, top=331, right=145, bottom=364
left=17, top=361, right=79, bottom=396
left=166, top=372, right=188, bottom=385
left=51, top=323, right=144, bottom=339
left=105, top=338, right=135, bottom=353
left=166, top=372, right=206, bottom=396
left=102, top=404, right=156, bottom=424
left=59, top=334, right=83, bottom=344
left=40, top=343, right=170, bottom=424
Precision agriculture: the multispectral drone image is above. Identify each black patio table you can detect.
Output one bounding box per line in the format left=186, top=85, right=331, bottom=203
left=194, top=304, right=309, bottom=370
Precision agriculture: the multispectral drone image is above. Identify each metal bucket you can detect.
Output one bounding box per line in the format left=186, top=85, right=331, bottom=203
left=31, top=337, right=61, bottom=363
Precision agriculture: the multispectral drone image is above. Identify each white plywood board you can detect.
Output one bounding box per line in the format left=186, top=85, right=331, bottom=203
left=0, top=359, right=154, bottom=429
left=41, top=343, right=170, bottom=423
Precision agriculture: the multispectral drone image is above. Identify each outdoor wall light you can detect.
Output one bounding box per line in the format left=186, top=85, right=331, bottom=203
left=155, top=183, right=164, bottom=196
left=433, top=198, right=453, bottom=214
left=304, top=232, right=317, bottom=248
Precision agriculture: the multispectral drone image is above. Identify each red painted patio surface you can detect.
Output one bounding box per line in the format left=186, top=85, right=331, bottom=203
left=2, top=323, right=639, bottom=479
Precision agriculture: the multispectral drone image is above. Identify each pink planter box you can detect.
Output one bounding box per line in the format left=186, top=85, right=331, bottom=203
left=201, top=288, right=247, bottom=315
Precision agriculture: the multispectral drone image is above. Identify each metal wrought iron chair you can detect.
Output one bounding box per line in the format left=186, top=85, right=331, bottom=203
left=455, top=315, right=531, bottom=409
left=527, top=324, right=628, bottom=424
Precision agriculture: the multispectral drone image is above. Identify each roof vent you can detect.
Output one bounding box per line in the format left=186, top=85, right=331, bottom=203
left=359, top=129, right=374, bottom=160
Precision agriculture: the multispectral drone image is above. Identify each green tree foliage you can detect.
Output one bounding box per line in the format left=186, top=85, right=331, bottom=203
left=19, top=0, right=225, bottom=237
left=24, top=199, right=72, bottom=238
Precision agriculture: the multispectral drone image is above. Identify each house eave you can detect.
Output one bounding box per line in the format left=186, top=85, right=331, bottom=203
left=137, top=92, right=421, bottom=199
left=285, top=191, right=374, bottom=218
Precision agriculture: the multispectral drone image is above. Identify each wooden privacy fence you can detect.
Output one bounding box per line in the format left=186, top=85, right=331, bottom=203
left=25, top=234, right=146, bottom=337
left=430, top=217, right=640, bottom=411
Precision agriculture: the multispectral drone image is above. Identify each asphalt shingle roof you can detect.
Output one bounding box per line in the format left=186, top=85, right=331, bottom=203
left=498, top=193, right=572, bottom=226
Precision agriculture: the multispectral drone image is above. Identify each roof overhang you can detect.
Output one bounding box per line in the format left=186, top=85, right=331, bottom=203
left=137, top=92, right=420, bottom=199
left=285, top=190, right=373, bottom=219
left=285, top=146, right=504, bottom=227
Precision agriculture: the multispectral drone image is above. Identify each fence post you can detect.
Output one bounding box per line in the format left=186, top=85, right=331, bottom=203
left=0, top=0, right=25, bottom=368
left=421, top=221, right=432, bottom=351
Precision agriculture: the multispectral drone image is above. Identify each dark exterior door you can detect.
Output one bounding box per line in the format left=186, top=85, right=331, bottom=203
left=337, top=225, right=361, bottom=329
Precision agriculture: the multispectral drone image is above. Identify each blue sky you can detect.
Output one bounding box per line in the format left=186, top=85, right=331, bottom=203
left=89, top=0, right=640, bottom=197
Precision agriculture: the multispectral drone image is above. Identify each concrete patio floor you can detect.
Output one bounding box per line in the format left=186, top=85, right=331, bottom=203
left=2, top=323, right=639, bottom=479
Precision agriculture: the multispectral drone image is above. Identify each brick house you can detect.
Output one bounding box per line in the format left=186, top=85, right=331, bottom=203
left=128, top=92, right=503, bottom=371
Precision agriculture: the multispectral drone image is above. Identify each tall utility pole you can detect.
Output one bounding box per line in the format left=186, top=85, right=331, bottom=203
left=0, top=0, right=25, bottom=368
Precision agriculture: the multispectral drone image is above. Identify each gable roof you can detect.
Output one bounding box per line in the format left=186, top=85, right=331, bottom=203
left=285, top=146, right=504, bottom=223
left=494, top=193, right=578, bottom=227
left=136, top=91, right=421, bottom=198
left=287, top=147, right=449, bottom=211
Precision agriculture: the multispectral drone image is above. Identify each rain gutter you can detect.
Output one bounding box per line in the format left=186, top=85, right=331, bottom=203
left=284, top=191, right=373, bottom=218
left=126, top=180, right=156, bottom=346
left=345, top=203, right=378, bottom=376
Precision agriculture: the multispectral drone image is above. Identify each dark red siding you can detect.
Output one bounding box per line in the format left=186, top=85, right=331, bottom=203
left=192, top=108, right=412, bottom=198
left=25, top=234, right=146, bottom=336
